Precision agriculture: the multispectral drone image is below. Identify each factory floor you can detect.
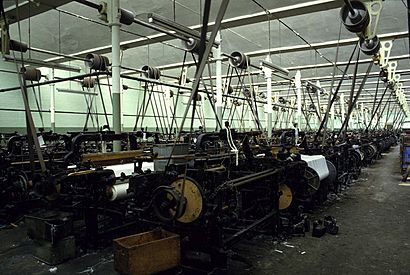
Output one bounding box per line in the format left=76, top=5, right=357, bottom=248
left=231, top=145, right=410, bottom=275
left=0, top=146, right=409, bottom=275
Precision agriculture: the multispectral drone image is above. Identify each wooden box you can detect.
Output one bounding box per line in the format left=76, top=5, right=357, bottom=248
left=114, top=229, right=180, bottom=275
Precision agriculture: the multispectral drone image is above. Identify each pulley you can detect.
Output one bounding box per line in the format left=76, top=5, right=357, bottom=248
left=359, top=35, right=380, bottom=56
left=21, top=67, right=41, bottom=81
left=84, top=53, right=110, bottom=71
left=170, top=177, right=203, bottom=223
left=380, top=68, right=388, bottom=82
left=1, top=169, right=29, bottom=206
left=194, top=93, right=202, bottom=101
left=340, top=0, right=370, bottom=33
left=229, top=51, right=250, bottom=69
left=258, top=91, right=267, bottom=100
left=278, top=184, right=293, bottom=210
left=119, top=8, right=135, bottom=25
left=278, top=96, right=286, bottom=104
left=82, top=77, right=96, bottom=88
left=308, top=104, right=316, bottom=111
left=9, top=39, right=28, bottom=52
left=183, top=37, right=200, bottom=53
left=152, top=185, right=187, bottom=222
left=232, top=99, right=242, bottom=106
left=142, top=65, right=161, bottom=80
left=243, top=88, right=251, bottom=98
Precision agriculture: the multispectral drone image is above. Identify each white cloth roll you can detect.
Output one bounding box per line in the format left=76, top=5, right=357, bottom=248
left=104, top=162, right=154, bottom=177
left=301, top=154, right=330, bottom=180
left=109, top=183, right=129, bottom=201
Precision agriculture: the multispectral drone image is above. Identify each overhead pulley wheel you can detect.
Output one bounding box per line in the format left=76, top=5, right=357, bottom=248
left=142, top=65, right=161, bottom=80
left=21, top=67, right=42, bottom=81
left=194, top=93, right=202, bottom=101
left=152, top=185, right=187, bottom=222
left=9, top=39, right=28, bottom=53
left=243, top=88, right=251, bottom=98
left=340, top=0, right=370, bottom=33
left=82, top=77, right=96, bottom=88
left=183, top=37, right=200, bottom=53
left=359, top=35, right=380, bottom=56
left=229, top=51, right=250, bottom=69
left=84, top=53, right=110, bottom=71
left=232, top=99, right=241, bottom=106
left=279, top=96, right=286, bottom=104
left=119, top=8, right=135, bottom=25
left=380, top=68, right=388, bottom=82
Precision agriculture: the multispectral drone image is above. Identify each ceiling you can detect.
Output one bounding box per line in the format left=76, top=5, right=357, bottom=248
left=4, top=0, right=410, bottom=111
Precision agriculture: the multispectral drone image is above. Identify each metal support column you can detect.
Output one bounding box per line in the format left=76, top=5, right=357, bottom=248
left=355, top=109, right=358, bottom=129
left=264, top=55, right=273, bottom=138
left=49, top=68, right=56, bottom=132
left=109, top=0, right=122, bottom=151
left=374, top=113, right=378, bottom=129
left=215, top=31, right=223, bottom=130
left=330, top=92, right=335, bottom=131
left=360, top=103, right=364, bottom=128
left=249, top=108, right=253, bottom=130
left=295, top=70, right=302, bottom=127
left=340, top=94, right=346, bottom=124
left=316, top=80, right=322, bottom=129
left=120, top=78, right=124, bottom=132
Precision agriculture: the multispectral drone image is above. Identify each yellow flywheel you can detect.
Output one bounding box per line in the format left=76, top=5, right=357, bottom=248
left=170, top=177, right=204, bottom=223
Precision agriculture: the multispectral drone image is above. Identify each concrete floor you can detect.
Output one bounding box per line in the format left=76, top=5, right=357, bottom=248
left=0, top=145, right=409, bottom=274
left=231, top=145, right=410, bottom=274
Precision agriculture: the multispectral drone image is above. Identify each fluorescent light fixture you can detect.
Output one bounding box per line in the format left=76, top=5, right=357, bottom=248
left=260, top=60, right=289, bottom=76
left=3, top=55, right=81, bottom=73
left=57, top=88, right=98, bottom=95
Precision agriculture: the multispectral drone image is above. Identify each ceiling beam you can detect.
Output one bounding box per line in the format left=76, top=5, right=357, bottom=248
left=4, top=0, right=73, bottom=24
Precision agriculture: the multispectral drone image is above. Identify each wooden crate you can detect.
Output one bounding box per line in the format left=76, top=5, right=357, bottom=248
left=114, top=229, right=180, bottom=275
